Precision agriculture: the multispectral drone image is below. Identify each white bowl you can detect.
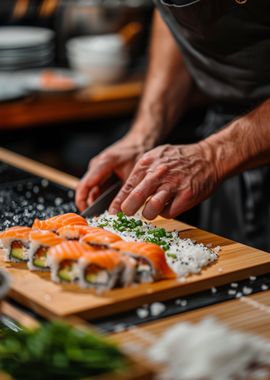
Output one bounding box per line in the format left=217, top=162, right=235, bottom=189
left=68, top=54, right=128, bottom=84
left=66, top=34, right=129, bottom=84
left=67, top=35, right=126, bottom=56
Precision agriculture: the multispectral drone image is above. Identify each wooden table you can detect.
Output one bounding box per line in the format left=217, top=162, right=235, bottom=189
left=0, top=80, right=143, bottom=130
left=0, top=148, right=270, bottom=378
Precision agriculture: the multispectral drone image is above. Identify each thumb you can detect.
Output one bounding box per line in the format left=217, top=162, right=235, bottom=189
left=75, top=160, right=113, bottom=211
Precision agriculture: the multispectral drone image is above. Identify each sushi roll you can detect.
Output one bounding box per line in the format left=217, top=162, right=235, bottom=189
left=80, top=228, right=122, bottom=249
left=57, top=225, right=93, bottom=240
left=111, top=241, right=176, bottom=283
left=0, top=226, right=31, bottom=262
left=28, top=230, right=64, bottom=271
left=120, top=255, right=137, bottom=287
left=78, top=249, right=125, bottom=292
left=33, top=213, right=88, bottom=232
left=48, top=241, right=94, bottom=283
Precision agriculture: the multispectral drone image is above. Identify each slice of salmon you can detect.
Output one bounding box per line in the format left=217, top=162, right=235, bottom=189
left=80, top=228, right=122, bottom=247
left=48, top=241, right=95, bottom=262
left=0, top=226, right=31, bottom=240
left=57, top=225, right=94, bottom=240
left=111, top=241, right=176, bottom=280
left=80, top=249, right=122, bottom=270
left=30, top=230, right=64, bottom=246
left=33, top=213, right=88, bottom=231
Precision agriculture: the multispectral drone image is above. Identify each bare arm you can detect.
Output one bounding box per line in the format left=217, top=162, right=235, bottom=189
left=76, top=10, right=194, bottom=211
left=110, top=100, right=270, bottom=219
left=127, top=10, right=194, bottom=148
left=204, top=98, right=270, bottom=179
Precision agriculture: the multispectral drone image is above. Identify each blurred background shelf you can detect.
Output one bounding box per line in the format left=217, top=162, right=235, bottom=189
left=0, top=79, right=144, bottom=130
left=0, top=0, right=152, bottom=177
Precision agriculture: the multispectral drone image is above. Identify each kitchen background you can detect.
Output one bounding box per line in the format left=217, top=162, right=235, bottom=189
left=0, top=0, right=205, bottom=226
left=0, top=0, right=154, bottom=176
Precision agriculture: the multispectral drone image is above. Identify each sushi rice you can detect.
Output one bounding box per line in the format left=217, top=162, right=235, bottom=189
left=0, top=226, right=31, bottom=263
left=88, top=212, right=219, bottom=277
left=78, top=250, right=125, bottom=292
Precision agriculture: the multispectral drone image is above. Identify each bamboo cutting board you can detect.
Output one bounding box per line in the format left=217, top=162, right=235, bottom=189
left=0, top=148, right=270, bottom=320
left=112, top=291, right=270, bottom=380
left=1, top=220, right=270, bottom=320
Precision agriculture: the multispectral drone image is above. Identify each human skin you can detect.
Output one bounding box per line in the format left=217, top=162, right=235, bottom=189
left=76, top=11, right=195, bottom=211
left=76, top=11, right=270, bottom=220
left=109, top=101, right=270, bottom=219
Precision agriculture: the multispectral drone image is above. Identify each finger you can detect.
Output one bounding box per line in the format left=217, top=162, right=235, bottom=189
left=75, top=179, right=93, bottom=211
left=109, top=173, right=147, bottom=214
left=87, top=186, right=100, bottom=205
left=160, top=189, right=193, bottom=219
left=109, top=164, right=151, bottom=214
left=75, top=159, right=113, bottom=211
left=86, top=158, right=114, bottom=189
left=109, top=153, right=159, bottom=214
left=142, top=188, right=174, bottom=220
left=121, top=172, right=162, bottom=215
left=119, top=163, right=169, bottom=215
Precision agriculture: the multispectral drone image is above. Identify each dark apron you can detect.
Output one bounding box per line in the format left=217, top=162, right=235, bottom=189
left=154, top=0, right=270, bottom=251
left=198, top=106, right=270, bottom=252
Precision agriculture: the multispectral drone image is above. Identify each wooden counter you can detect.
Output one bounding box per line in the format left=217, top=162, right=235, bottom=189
left=0, top=80, right=143, bottom=130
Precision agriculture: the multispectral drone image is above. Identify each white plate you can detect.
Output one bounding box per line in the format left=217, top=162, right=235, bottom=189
left=14, top=68, right=91, bottom=93
left=0, top=27, right=54, bottom=49
left=0, top=49, right=55, bottom=65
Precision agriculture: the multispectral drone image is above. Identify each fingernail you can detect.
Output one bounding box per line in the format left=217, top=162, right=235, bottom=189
left=142, top=210, right=156, bottom=220
left=109, top=207, right=118, bottom=215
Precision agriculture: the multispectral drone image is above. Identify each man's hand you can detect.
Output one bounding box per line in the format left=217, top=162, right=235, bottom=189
left=75, top=136, right=148, bottom=212
left=109, top=143, right=220, bottom=219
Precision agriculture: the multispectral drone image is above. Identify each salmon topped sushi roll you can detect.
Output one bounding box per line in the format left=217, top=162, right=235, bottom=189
left=78, top=250, right=124, bottom=291
left=0, top=226, right=31, bottom=262
left=111, top=241, right=176, bottom=283
left=33, top=213, right=88, bottom=232
left=57, top=225, right=93, bottom=240
left=80, top=228, right=122, bottom=249
left=48, top=241, right=94, bottom=283
left=28, top=231, right=64, bottom=271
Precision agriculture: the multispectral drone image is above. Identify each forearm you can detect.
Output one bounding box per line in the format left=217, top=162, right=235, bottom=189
left=202, top=99, right=270, bottom=180
left=127, top=10, right=194, bottom=148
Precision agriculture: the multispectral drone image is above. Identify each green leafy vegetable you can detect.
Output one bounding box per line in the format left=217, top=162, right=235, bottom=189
left=0, top=321, right=127, bottom=380
left=96, top=212, right=174, bottom=251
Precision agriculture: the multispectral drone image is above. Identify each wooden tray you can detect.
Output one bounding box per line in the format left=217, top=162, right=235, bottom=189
left=1, top=219, right=270, bottom=320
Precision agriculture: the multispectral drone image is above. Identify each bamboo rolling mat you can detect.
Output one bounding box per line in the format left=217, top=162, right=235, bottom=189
left=113, top=290, right=270, bottom=350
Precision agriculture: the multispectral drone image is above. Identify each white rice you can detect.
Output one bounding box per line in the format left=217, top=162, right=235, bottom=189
left=0, top=237, right=29, bottom=262
left=88, top=212, right=218, bottom=277
left=149, top=317, right=270, bottom=380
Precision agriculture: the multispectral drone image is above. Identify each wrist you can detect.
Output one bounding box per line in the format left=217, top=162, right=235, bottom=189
left=126, top=117, right=163, bottom=151
left=200, top=119, right=249, bottom=180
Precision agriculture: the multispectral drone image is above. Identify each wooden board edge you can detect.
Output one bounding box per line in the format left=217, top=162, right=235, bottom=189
left=6, top=261, right=270, bottom=321
left=73, top=262, right=270, bottom=320
left=1, top=301, right=40, bottom=329
left=0, top=147, right=79, bottom=189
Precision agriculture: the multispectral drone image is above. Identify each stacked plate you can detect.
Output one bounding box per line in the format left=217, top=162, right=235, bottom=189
left=0, top=26, right=55, bottom=71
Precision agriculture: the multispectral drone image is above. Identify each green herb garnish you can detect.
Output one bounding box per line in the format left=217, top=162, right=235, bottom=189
left=167, top=253, right=177, bottom=260
left=93, top=212, right=173, bottom=252
left=0, top=321, right=127, bottom=380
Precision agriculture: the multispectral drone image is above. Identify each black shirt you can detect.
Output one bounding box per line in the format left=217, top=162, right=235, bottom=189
left=155, top=0, right=270, bottom=104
